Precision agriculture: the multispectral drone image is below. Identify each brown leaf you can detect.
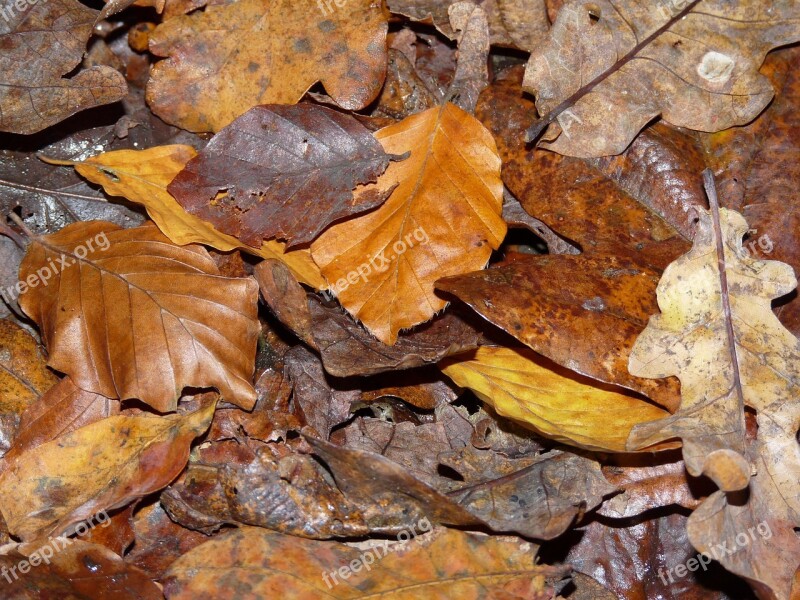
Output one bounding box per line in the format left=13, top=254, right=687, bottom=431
left=162, top=526, right=567, bottom=598
left=3, top=376, right=119, bottom=463
left=0, top=0, right=127, bottom=134
left=168, top=104, right=396, bottom=247
left=0, top=538, right=161, bottom=599
left=146, top=0, right=389, bottom=132
left=523, top=0, right=800, bottom=157
left=19, top=221, right=260, bottom=411
left=446, top=2, right=490, bottom=114
left=311, top=102, right=506, bottom=344
left=0, top=402, right=215, bottom=541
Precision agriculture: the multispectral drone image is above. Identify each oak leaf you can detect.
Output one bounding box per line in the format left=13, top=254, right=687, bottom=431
left=0, top=402, right=215, bottom=541
left=523, top=0, right=800, bottom=157
left=19, top=221, right=260, bottom=411
left=440, top=346, right=671, bottom=452
left=0, top=0, right=127, bottom=134
left=628, top=206, right=800, bottom=598
left=168, top=104, right=395, bottom=247
left=146, top=0, right=389, bottom=132
left=70, top=145, right=325, bottom=289
left=311, top=102, right=506, bottom=344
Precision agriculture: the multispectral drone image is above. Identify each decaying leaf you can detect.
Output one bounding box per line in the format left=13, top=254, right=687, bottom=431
left=19, top=221, right=260, bottom=411
left=0, top=402, right=215, bottom=541
left=311, top=103, right=506, bottom=344
left=0, top=0, right=127, bottom=134
left=146, top=0, right=389, bottom=132
left=440, top=346, right=671, bottom=452
left=523, top=0, right=800, bottom=157
left=169, top=104, right=396, bottom=247
left=627, top=204, right=800, bottom=598
left=162, top=526, right=568, bottom=599
left=71, top=145, right=325, bottom=289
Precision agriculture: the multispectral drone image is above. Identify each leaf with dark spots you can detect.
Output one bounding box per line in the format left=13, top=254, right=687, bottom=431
left=168, top=104, right=397, bottom=247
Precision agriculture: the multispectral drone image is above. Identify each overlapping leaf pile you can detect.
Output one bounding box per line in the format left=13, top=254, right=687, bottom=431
left=0, top=0, right=798, bottom=598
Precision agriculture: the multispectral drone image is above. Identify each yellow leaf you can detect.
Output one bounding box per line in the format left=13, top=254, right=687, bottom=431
left=311, top=103, right=506, bottom=344
left=70, top=146, right=325, bottom=289
left=440, top=346, right=671, bottom=452
left=0, top=402, right=215, bottom=541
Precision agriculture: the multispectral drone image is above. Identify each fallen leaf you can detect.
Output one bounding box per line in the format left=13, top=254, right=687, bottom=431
left=0, top=0, right=127, bottom=134
left=522, top=0, right=800, bottom=156
left=162, top=526, right=567, bottom=599
left=440, top=346, right=671, bottom=452
left=19, top=221, right=260, bottom=411
left=0, top=401, right=215, bottom=541
left=146, top=0, right=389, bottom=132
left=168, top=104, right=396, bottom=247
left=71, top=145, right=325, bottom=289
left=311, top=102, right=506, bottom=344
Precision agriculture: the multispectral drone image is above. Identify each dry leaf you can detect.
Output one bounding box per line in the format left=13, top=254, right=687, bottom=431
left=71, top=145, right=325, bottom=289
left=0, top=402, right=215, bottom=541
left=440, top=346, right=671, bottom=452
left=162, top=526, right=567, bottom=598
left=627, top=205, right=800, bottom=598
left=19, top=221, right=260, bottom=411
left=523, top=0, right=800, bottom=157
left=168, top=104, right=396, bottom=247
left=0, top=0, right=127, bottom=134
left=311, top=103, right=506, bottom=344
left=0, top=319, right=57, bottom=420
left=146, top=0, right=389, bottom=132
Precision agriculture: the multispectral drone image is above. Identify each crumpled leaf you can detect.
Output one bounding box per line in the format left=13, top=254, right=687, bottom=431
left=311, top=102, right=506, bottom=344
left=146, top=0, right=389, bottom=132
left=71, top=145, right=325, bottom=289
left=0, top=401, right=214, bottom=541
left=523, top=0, right=800, bottom=157
left=440, top=346, right=671, bottom=452
left=162, top=526, right=568, bottom=599
left=627, top=206, right=800, bottom=598
left=19, top=221, right=260, bottom=411
left=387, top=0, right=549, bottom=50
left=0, top=0, right=127, bottom=134
left=168, top=104, right=396, bottom=247
left=0, top=538, right=162, bottom=599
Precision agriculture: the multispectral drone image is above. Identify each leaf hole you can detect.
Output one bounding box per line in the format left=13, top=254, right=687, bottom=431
left=584, top=4, right=601, bottom=23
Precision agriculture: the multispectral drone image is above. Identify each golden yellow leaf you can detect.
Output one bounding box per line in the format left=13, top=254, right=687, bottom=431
left=146, top=0, right=388, bottom=132
left=311, top=103, right=506, bottom=344
left=439, top=346, right=670, bottom=452
left=0, top=319, right=57, bottom=416
left=0, top=402, right=215, bottom=541
left=69, top=146, right=325, bottom=289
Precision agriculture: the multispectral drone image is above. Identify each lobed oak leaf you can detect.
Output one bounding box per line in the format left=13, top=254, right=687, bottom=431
left=71, top=145, right=325, bottom=289
left=628, top=205, right=800, bottom=598
left=311, top=102, right=506, bottom=345
left=440, top=346, right=671, bottom=452
left=146, top=0, right=389, bottom=132
left=19, top=221, right=260, bottom=411
left=0, top=401, right=215, bottom=541
left=523, top=0, right=800, bottom=157
left=168, top=104, right=396, bottom=247
left=0, top=0, right=127, bottom=134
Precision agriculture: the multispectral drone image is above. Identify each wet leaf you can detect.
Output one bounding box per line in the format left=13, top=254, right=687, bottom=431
left=169, top=104, right=395, bottom=247
left=0, top=402, right=215, bottom=541
left=147, top=0, right=389, bottom=132
left=440, top=346, right=671, bottom=452
left=19, top=221, right=260, bottom=411
left=0, top=0, right=127, bottom=134
left=522, top=0, right=800, bottom=157
left=311, top=103, right=506, bottom=344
